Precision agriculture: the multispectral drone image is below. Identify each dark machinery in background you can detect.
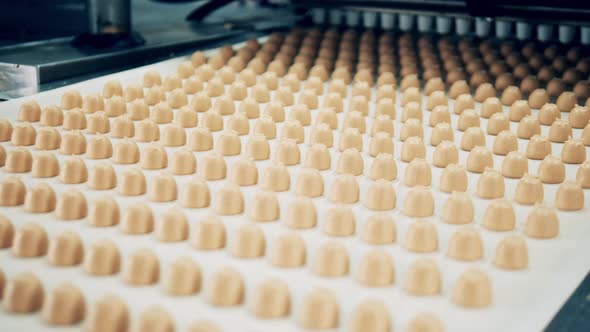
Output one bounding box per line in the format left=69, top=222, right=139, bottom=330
left=0, top=0, right=589, bottom=97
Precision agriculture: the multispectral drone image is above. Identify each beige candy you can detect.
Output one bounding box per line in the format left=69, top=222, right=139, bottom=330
left=184, top=76, right=203, bottom=95
left=261, top=162, right=290, bottom=192
left=60, top=91, right=82, bottom=110
left=11, top=122, right=36, bottom=146
left=577, top=161, right=590, bottom=188
left=275, top=86, right=294, bottom=106
left=424, top=77, right=444, bottom=96
left=86, top=112, right=110, bottom=134
left=192, top=215, right=226, bottom=250
left=329, top=174, right=359, bottom=204
left=246, top=134, right=270, bottom=161
left=400, top=74, right=419, bottom=92
left=461, top=127, right=486, bottom=151
left=229, top=158, right=258, bottom=186
left=88, top=163, right=117, bottom=190
left=0, top=118, right=13, bottom=141
left=249, top=278, right=291, bottom=318
left=442, top=192, right=474, bottom=224
left=481, top=97, right=503, bottom=118
left=213, top=183, right=244, bottom=215
left=148, top=172, right=177, bottom=202
left=0, top=145, right=4, bottom=166
left=515, top=174, right=544, bottom=205
left=569, top=105, right=590, bottom=129
left=483, top=199, right=515, bottom=231
left=230, top=80, right=248, bottom=100
left=501, top=86, right=522, bottom=106
left=429, top=106, right=451, bottom=128
left=370, top=153, right=397, bottom=181
left=508, top=100, right=531, bottom=122
left=539, top=103, right=561, bottom=125
left=449, top=80, right=469, bottom=99
left=501, top=151, right=528, bottom=178
left=5, top=148, right=33, bottom=173
left=562, top=139, right=586, bottom=164
left=59, top=157, right=88, bottom=184
left=401, top=102, right=423, bottom=123
left=526, top=135, right=551, bottom=160
left=401, top=136, right=426, bottom=162
left=19, top=100, right=42, bottom=122
left=12, top=223, right=48, bottom=257
left=163, top=256, right=201, bottom=295
left=144, top=86, right=165, bottom=106
left=275, top=139, right=301, bottom=166
left=120, top=202, right=154, bottom=234
left=127, top=99, right=150, bottom=121
left=55, top=190, right=87, bottom=220
left=316, top=108, right=338, bottom=130
left=323, top=92, right=344, bottom=113
left=517, top=116, right=541, bottom=139
left=474, top=83, right=496, bottom=103
left=457, top=109, right=480, bottom=131
left=371, top=115, right=394, bottom=137
left=85, top=295, right=128, bottom=332
left=206, top=267, right=244, bottom=306
left=298, top=288, right=339, bottom=329
left=63, top=108, right=87, bottom=130
left=349, top=300, right=392, bottom=332
left=403, top=186, right=434, bottom=217
left=486, top=112, right=509, bottom=135
left=426, top=91, right=448, bottom=111
left=250, top=190, right=280, bottom=222
left=454, top=94, right=475, bottom=115
left=525, top=205, right=559, bottom=239
left=556, top=180, right=584, bottom=211
left=295, top=168, right=324, bottom=198
left=356, top=250, right=394, bottom=287
left=262, top=71, right=278, bottom=90
left=309, top=123, right=334, bottom=147
left=213, top=95, right=235, bottom=116
left=304, top=144, right=331, bottom=170
left=312, top=241, right=349, bottom=277
left=252, top=83, right=271, bottom=103
left=40, top=105, right=64, bottom=127
left=47, top=231, right=83, bottom=266
left=60, top=130, right=87, bottom=155
left=88, top=195, right=120, bottom=227
left=477, top=168, right=505, bottom=199
left=31, top=152, right=59, bottom=178
left=375, top=98, right=395, bottom=119
left=83, top=93, right=105, bottom=113
left=118, top=168, right=146, bottom=196
left=549, top=119, right=572, bottom=143
left=169, top=149, right=196, bottom=175
left=432, top=139, right=458, bottom=167
left=342, top=111, right=366, bottom=134
left=285, top=196, right=316, bottom=229
left=191, top=92, right=212, bottom=112
left=339, top=127, right=363, bottom=152
left=140, top=143, right=168, bottom=170
left=352, top=81, right=371, bottom=100
left=271, top=232, right=306, bottom=267
left=323, top=205, right=355, bottom=237
left=180, top=177, right=210, bottom=208
left=113, top=140, right=140, bottom=165
left=369, top=132, right=394, bottom=157
left=376, top=84, right=395, bottom=102
left=404, top=158, right=432, bottom=187
left=188, top=127, right=213, bottom=151
left=3, top=272, right=44, bottom=313
left=83, top=239, right=120, bottom=276
left=0, top=215, right=14, bottom=248
left=24, top=183, right=56, bottom=213
left=122, top=249, right=159, bottom=285
left=111, top=115, right=135, bottom=138
left=440, top=163, right=468, bottom=192
left=281, top=120, right=305, bottom=143
left=253, top=116, right=277, bottom=141
left=401, top=88, right=421, bottom=108
left=407, top=313, right=444, bottom=332
left=405, top=258, right=441, bottom=295
left=201, top=111, right=224, bottom=131
left=400, top=118, right=424, bottom=142
left=151, top=102, right=173, bottom=124
left=206, top=77, right=225, bottom=97
left=538, top=155, right=566, bottom=184
left=494, top=235, right=529, bottom=270
left=556, top=91, right=577, bottom=112
left=132, top=306, right=174, bottom=332
left=364, top=179, right=396, bottom=211
left=404, top=220, right=438, bottom=253
left=453, top=269, right=492, bottom=308
left=187, top=321, right=221, bottom=332
left=528, top=89, right=550, bottom=109
left=42, top=283, right=85, bottom=325
left=447, top=227, right=483, bottom=261
left=86, top=135, right=113, bottom=159
left=238, top=98, right=259, bottom=120
left=231, top=223, right=266, bottom=258
left=493, top=130, right=518, bottom=156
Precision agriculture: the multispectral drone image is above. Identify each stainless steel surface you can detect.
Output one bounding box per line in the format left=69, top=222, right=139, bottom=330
left=87, top=0, right=132, bottom=34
